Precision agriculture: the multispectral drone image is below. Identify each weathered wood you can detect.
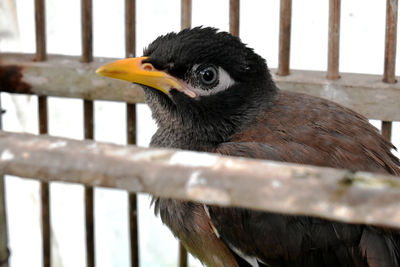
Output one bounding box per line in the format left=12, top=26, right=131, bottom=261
left=2, top=54, right=400, bottom=121
left=272, top=70, right=400, bottom=121
left=0, top=53, right=145, bottom=102
left=1, top=131, right=400, bottom=229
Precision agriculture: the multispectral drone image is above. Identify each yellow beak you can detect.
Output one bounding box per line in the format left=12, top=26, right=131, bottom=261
left=96, top=57, right=193, bottom=97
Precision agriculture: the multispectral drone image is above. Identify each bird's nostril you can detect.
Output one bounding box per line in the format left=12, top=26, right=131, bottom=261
left=143, top=63, right=154, bottom=71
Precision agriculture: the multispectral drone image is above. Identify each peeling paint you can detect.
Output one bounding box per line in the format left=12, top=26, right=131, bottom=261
left=91, top=79, right=107, bottom=87
left=48, top=141, right=67, bottom=149
left=24, top=74, right=49, bottom=85
left=272, top=180, right=281, bottom=188
left=186, top=171, right=206, bottom=189
left=170, top=151, right=218, bottom=167
left=333, top=206, right=350, bottom=218
left=1, top=149, right=14, bottom=161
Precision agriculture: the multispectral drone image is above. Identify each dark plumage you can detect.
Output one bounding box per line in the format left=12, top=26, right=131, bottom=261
left=97, top=27, right=400, bottom=267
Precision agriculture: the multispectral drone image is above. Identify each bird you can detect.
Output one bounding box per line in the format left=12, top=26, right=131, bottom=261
left=96, top=27, right=400, bottom=267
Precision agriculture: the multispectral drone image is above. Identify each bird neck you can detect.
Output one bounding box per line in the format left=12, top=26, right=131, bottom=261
left=144, top=83, right=277, bottom=150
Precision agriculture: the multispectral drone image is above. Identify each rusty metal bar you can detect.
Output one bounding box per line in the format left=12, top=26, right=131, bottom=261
left=179, top=243, right=187, bottom=267
left=81, top=0, right=95, bottom=265
left=81, top=0, right=93, bottom=63
left=0, top=96, right=7, bottom=267
left=4, top=54, right=400, bottom=121
left=327, top=0, right=341, bottom=80
left=3, top=131, right=400, bottom=228
left=383, top=0, right=398, bottom=83
left=127, top=103, right=139, bottom=267
left=277, top=0, right=292, bottom=76
left=229, top=0, right=240, bottom=37
left=84, top=100, right=95, bottom=267
left=381, top=0, right=398, bottom=144
left=181, top=0, right=192, bottom=29
left=125, top=0, right=136, bottom=58
left=125, top=1, right=139, bottom=266
left=179, top=4, right=190, bottom=263
left=38, top=96, right=50, bottom=267
left=0, top=174, right=8, bottom=267
left=36, top=0, right=50, bottom=256
left=34, top=0, right=46, bottom=61
left=382, top=121, right=392, bottom=140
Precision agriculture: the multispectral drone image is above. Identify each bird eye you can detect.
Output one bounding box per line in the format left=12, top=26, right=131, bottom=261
left=198, top=65, right=218, bottom=86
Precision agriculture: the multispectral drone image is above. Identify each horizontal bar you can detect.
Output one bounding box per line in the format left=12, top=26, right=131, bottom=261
left=2, top=53, right=400, bottom=121
left=0, top=53, right=144, bottom=102
left=2, top=131, right=400, bottom=228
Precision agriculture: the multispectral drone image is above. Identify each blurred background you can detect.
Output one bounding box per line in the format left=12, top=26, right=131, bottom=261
left=0, top=0, right=399, bottom=266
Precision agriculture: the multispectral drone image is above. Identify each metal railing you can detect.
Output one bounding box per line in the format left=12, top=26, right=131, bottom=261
left=0, top=0, right=399, bottom=267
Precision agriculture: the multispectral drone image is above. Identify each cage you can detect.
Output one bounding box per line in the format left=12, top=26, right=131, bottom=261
left=1, top=0, right=400, bottom=267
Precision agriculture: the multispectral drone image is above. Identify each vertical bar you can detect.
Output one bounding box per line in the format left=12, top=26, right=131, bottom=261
left=125, top=1, right=139, bottom=267
left=229, top=0, right=240, bottom=36
left=0, top=175, right=8, bottom=267
left=382, top=0, right=398, bottom=141
left=81, top=0, right=93, bottom=63
left=127, top=104, right=139, bottom=267
left=179, top=3, right=192, bottom=266
left=277, top=0, right=292, bottom=76
left=38, top=97, right=50, bottom=267
left=181, top=0, right=192, bottom=29
left=81, top=0, right=95, bottom=266
left=179, top=243, right=188, bottom=267
left=125, top=0, right=136, bottom=58
left=84, top=101, right=94, bottom=267
left=0, top=97, right=9, bottom=267
left=34, top=0, right=46, bottom=61
left=382, top=121, right=392, bottom=140
left=327, top=0, right=341, bottom=80
left=35, top=1, right=50, bottom=264
left=383, top=0, right=398, bottom=83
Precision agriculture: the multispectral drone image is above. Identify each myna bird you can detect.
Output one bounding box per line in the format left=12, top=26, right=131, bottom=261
left=97, top=27, right=400, bottom=267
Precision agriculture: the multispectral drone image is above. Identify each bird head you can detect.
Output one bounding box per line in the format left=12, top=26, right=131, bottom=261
left=97, top=27, right=277, bottom=146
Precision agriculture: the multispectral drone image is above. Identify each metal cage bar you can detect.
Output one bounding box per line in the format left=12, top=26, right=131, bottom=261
left=382, top=0, right=398, bottom=140
left=229, top=0, right=240, bottom=37
left=327, top=0, right=341, bottom=80
left=81, top=0, right=95, bottom=266
left=0, top=98, right=8, bottom=267
left=178, top=1, right=192, bottom=265
left=277, top=0, right=292, bottom=76
left=38, top=96, right=50, bottom=267
left=125, top=1, right=139, bottom=266
left=181, top=0, right=192, bottom=30
left=35, top=0, right=51, bottom=266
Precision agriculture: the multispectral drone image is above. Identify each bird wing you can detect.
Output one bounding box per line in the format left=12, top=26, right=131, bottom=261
left=208, top=141, right=400, bottom=266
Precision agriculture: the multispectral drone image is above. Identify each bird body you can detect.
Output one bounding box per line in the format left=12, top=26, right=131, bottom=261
left=97, top=27, right=400, bottom=267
